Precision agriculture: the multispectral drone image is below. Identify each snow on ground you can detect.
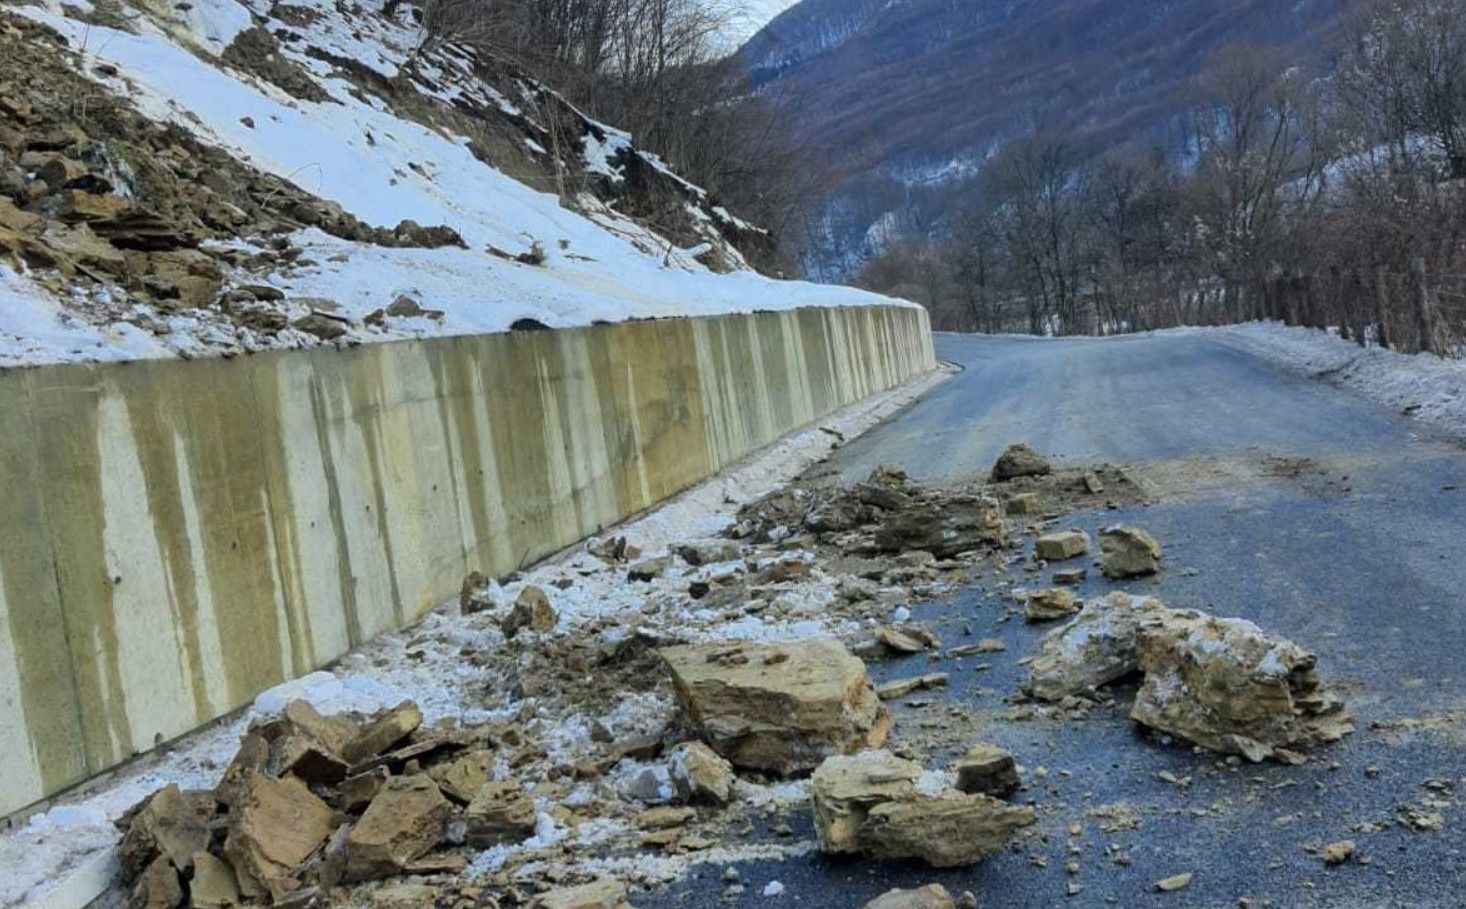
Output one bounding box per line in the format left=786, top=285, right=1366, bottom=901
left=0, top=266, right=165, bottom=367
left=1215, top=321, right=1466, bottom=439
left=0, top=364, right=952, bottom=909
left=3, top=0, right=909, bottom=366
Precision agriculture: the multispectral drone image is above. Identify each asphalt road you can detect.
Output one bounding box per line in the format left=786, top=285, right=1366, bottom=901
left=644, top=332, right=1466, bottom=909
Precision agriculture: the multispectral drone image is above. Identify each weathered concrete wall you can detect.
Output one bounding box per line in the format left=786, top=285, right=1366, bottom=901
left=0, top=304, right=934, bottom=816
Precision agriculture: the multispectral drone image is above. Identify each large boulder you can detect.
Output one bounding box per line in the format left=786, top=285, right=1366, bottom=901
left=811, top=751, right=922, bottom=854
left=990, top=443, right=1052, bottom=482
left=660, top=639, right=890, bottom=775
left=1130, top=611, right=1355, bottom=762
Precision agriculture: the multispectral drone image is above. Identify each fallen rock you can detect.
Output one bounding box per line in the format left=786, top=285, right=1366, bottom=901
left=811, top=751, right=1033, bottom=867
left=119, top=784, right=215, bottom=878
left=876, top=624, right=941, bottom=653
left=660, top=639, right=890, bottom=774
left=863, top=884, right=955, bottom=909
left=345, top=776, right=452, bottom=882
left=459, top=571, right=493, bottom=614
left=1155, top=872, right=1192, bottom=892
left=503, top=585, right=558, bottom=637
left=951, top=745, right=1021, bottom=798
left=1034, top=530, right=1089, bottom=562
left=667, top=741, right=736, bottom=805
left=1006, top=492, right=1041, bottom=515
left=872, top=494, right=1007, bottom=558
left=531, top=879, right=632, bottom=909
left=426, top=748, right=494, bottom=804
left=465, top=780, right=537, bottom=846
left=628, top=555, right=673, bottom=582
left=1024, top=588, right=1079, bottom=623
left=1322, top=840, right=1355, bottom=866
left=677, top=540, right=741, bottom=566
left=293, top=311, right=350, bottom=340
left=189, top=852, right=242, bottom=909
left=1099, top=525, right=1162, bottom=578
left=991, top=443, right=1051, bottom=481
left=223, top=774, right=334, bottom=901
left=1026, top=593, right=1163, bottom=701
left=1129, top=609, right=1355, bottom=762
left=635, top=805, right=696, bottom=829
left=131, top=855, right=184, bottom=909
left=342, top=700, right=423, bottom=764
left=265, top=699, right=355, bottom=785
left=1052, top=568, right=1087, bottom=586
left=876, top=673, right=948, bottom=701
left=811, top=750, right=921, bottom=854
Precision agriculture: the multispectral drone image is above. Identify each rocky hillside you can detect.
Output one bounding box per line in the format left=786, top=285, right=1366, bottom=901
left=0, top=0, right=897, bottom=366
left=739, top=0, right=1344, bottom=277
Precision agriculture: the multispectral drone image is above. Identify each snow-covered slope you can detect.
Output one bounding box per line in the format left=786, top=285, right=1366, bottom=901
left=0, top=0, right=909, bottom=367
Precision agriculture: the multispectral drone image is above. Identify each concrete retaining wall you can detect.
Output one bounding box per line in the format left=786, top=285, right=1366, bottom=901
left=0, top=304, right=934, bottom=816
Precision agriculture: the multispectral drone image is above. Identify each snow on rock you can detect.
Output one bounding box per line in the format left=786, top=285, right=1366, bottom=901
left=1216, top=321, right=1466, bottom=438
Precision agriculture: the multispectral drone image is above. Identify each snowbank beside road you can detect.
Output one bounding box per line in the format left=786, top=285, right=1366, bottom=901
left=1215, top=322, right=1466, bottom=439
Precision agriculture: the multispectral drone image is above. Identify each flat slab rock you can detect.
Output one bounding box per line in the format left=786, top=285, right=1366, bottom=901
left=660, top=639, right=891, bottom=774
left=1026, top=593, right=1354, bottom=761
left=863, top=884, right=956, bottom=909
left=811, top=751, right=1033, bottom=867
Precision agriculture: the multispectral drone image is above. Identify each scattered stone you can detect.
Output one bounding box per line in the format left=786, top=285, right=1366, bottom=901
left=1155, top=873, right=1192, bottom=892
left=1099, top=525, right=1162, bottom=578
left=872, top=494, right=1007, bottom=558
left=635, top=805, right=696, bottom=829
left=459, top=571, right=493, bottom=614
left=131, top=855, right=184, bottom=909
left=465, top=780, right=537, bottom=846
left=425, top=748, right=494, bottom=804
left=118, top=784, right=214, bottom=878
left=667, top=741, right=736, bottom=805
left=1322, top=840, right=1355, bottom=866
left=976, top=638, right=1006, bottom=653
left=223, top=774, right=335, bottom=901
left=952, top=745, right=1021, bottom=798
left=502, top=585, right=558, bottom=637
left=1006, top=492, right=1041, bottom=515
left=677, top=540, right=741, bottom=566
left=628, top=555, right=673, bottom=582
left=189, top=852, right=242, bottom=909
left=342, top=701, right=423, bottom=765
left=660, top=639, right=890, bottom=774
left=811, top=750, right=922, bottom=854
left=1025, top=587, right=1079, bottom=622
left=292, top=311, right=350, bottom=340
left=876, top=624, right=941, bottom=653
left=862, top=885, right=955, bottom=909
left=1052, top=568, right=1087, bottom=586
left=877, top=673, right=948, bottom=700
left=1082, top=472, right=1105, bottom=494
left=1035, top=530, right=1089, bottom=562
left=991, top=443, right=1052, bottom=482
left=531, top=879, right=632, bottom=909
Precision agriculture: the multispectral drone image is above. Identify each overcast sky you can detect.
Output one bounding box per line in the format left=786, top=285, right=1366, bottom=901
left=716, top=0, right=802, bottom=47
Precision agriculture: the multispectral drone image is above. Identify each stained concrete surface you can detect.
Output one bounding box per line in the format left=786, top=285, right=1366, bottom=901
left=645, top=332, right=1466, bottom=908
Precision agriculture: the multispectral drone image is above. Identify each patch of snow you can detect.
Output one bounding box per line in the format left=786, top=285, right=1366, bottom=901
left=1215, top=321, right=1466, bottom=439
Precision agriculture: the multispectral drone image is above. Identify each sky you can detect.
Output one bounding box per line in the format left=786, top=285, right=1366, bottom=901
left=716, top=0, right=802, bottom=47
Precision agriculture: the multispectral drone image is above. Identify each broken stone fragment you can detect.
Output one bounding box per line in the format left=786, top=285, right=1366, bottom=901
left=344, top=776, right=452, bottom=882
left=426, top=748, right=495, bottom=804
left=223, top=774, right=334, bottom=902
left=1129, top=609, right=1355, bottom=762
left=531, top=879, right=632, bottom=909
left=131, top=855, right=184, bottom=909
left=1155, top=872, right=1192, bottom=892
left=951, top=744, right=1021, bottom=798
left=1026, top=593, right=1165, bottom=701
left=189, top=852, right=241, bottom=909
left=1099, top=525, right=1162, bottom=578
left=873, top=495, right=1007, bottom=558
left=119, top=784, right=215, bottom=879
left=677, top=540, right=741, bottom=566
left=1024, top=587, right=1079, bottom=623
left=1322, top=840, right=1355, bottom=866
left=459, top=571, right=493, bottom=614
left=876, top=674, right=948, bottom=700
left=502, top=585, right=558, bottom=637
left=863, top=885, right=955, bottom=909
left=667, top=741, right=736, bottom=805
left=635, top=805, right=696, bottom=829
left=660, top=639, right=890, bottom=774
left=628, top=555, right=673, bottom=582
left=214, top=732, right=269, bottom=810
left=464, top=779, right=538, bottom=846
left=1006, top=492, right=1041, bottom=515
left=265, top=699, right=355, bottom=785
left=342, top=700, right=423, bottom=764
left=861, top=792, right=1034, bottom=867
left=292, top=311, right=350, bottom=340
left=991, top=443, right=1052, bottom=482
left=1052, top=567, right=1087, bottom=586
left=811, top=750, right=922, bottom=855
left=875, top=624, right=941, bottom=653
left=55, top=188, right=130, bottom=222
left=1034, top=530, right=1089, bottom=562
